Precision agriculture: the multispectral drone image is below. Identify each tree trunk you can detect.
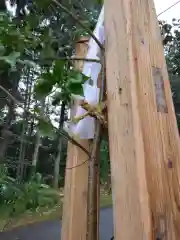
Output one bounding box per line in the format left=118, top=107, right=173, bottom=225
left=0, top=72, right=19, bottom=162
left=53, top=101, right=66, bottom=189
left=0, top=129, right=12, bottom=162
left=30, top=100, right=45, bottom=176
left=16, top=70, right=32, bottom=180
left=0, top=109, right=14, bottom=162
left=31, top=130, right=41, bottom=176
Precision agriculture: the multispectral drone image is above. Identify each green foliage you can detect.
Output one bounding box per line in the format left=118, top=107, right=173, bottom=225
left=160, top=19, right=180, bottom=75
left=34, top=61, right=89, bottom=103
left=0, top=12, right=37, bottom=66
left=0, top=0, right=108, bottom=223
left=38, top=117, right=56, bottom=138
left=0, top=1, right=100, bottom=143
left=34, top=76, right=54, bottom=99
left=33, top=62, right=90, bottom=138
left=0, top=165, right=60, bottom=218
left=66, top=70, right=89, bottom=96
left=100, top=140, right=110, bottom=183
left=159, top=20, right=173, bottom=46
left=94, top=0, right=104, bottom=4
left=0, top=52, right=20, bottom=68
left=159, top=19, right=180, bottom=130
left=169, top=75, right=180, bottom=129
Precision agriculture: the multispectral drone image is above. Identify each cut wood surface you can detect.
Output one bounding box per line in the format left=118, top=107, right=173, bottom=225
left=105, top=0, right=180, bottom=239
left=132, top=0, right=180, bottom=238
left=105, top=0, right=149, bottom=239
left=61, top=37, right=90, bottom=240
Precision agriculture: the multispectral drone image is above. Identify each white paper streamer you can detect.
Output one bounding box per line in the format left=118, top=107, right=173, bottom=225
left=66, top=6, right=105, bottom=139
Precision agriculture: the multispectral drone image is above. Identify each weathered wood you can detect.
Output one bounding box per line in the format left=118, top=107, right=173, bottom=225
left=136, top=1, right=180, bottom=240
left=61, top=37, right=90, bottom=240
left=61, top=36, right=101, bottom=240
left=131, top=0, right=180, bottom=238
left=104, top=0, right=151, bottom=239
left=105, top=0, right=180, bottom=239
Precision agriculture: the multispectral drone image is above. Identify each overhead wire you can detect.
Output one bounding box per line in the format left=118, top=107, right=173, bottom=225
left=158, top=0, right=180, bottom=17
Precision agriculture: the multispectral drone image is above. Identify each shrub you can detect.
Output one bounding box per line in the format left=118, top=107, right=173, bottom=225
left=0, top=165, right=60, bottom=218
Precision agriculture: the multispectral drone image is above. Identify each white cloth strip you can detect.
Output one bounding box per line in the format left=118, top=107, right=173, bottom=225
left=65, top=6, right=105, bottom=139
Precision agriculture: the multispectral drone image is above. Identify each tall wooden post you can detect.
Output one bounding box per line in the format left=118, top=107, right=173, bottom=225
left=131, top=0, right=180, bottom=238
left=61, top=37, right=90, bottom=240
left=105, top=0, right=180, bottom=239
left=61, top=37, right=101, bottom=240
left=105, top=0, right=150, bottom=239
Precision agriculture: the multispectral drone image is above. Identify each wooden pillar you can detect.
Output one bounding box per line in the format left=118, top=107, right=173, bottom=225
left=61, top=37, right=90, bottom=240
left=61, top=37, right=101, bottom=240
left=131, top=0, right=180, bottom=239
left=104, top=0, right=150, bottom=239
left=105, top=0, right=180, bottom=239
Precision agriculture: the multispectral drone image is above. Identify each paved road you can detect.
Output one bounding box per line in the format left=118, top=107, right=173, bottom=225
left=0, top=208, right=113, bottom=240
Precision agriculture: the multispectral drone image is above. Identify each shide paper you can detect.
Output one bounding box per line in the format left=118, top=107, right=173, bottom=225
left=65, top=6, right=105, bottom=139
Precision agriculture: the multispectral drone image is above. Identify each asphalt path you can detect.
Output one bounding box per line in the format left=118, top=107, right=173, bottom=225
left=0, top=207, right=113, bottom=240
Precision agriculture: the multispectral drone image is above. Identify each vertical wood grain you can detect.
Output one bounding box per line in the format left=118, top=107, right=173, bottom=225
left=104, top=0, right=151, bottom=239
left=147, top=0, right=180, bottom=238
left=131, top=0, right=180, bottom=238
left=61, top=37, right=90, bottom=240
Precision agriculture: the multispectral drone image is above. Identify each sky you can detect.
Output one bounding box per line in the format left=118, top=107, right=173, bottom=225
left=155, top=0, right=180, bottom=22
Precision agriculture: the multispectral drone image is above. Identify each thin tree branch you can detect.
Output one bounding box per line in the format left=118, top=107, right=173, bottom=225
left=57, top=131, right=90, bottom=156
left=41, top=57, right=101, bottom=63
left=0, top=85, right=91, bottom=156
left=51, top=0, right=104, bottom=51
left=66, top=158, right=89, bottom=169
left=18, top=57, right=101, bottom=68
left=0, top=85, right=23, bottom=106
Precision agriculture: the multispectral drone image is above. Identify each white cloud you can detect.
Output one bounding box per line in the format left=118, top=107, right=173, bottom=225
left=154, top=0, right=180, bottom=22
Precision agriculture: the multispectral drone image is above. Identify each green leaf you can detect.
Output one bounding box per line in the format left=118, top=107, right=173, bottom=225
left=0, top=52, right=20, bottom=67
left=22, top=59, right=37, bottom=68
left=91, top=0, right=104, bottom=4
left=67, top=81, right=84, bottom=96
left=52, top=91, right=69, bottom=105
left=82, top=73, right=90, bottom=83
left=25, top=15, right=39, bottom=29
left=0, top=44, right=5, bottom=55
left=74, top=28, right=87, bottom=38
left=65, top=71, right=89, bottom=96
left=70, top=70, right=89, bottom=83
left=40, top=45, right=55, bottom=59
left=34, top=78, right=53, bottom=99
left=53, top=60, right=65, bottom=83
left=42, top=71, right=59, bottom=85
left=35, top=0, right=51, bottom=9
left=52, top=92, right=63, bottom=106
left=38, top=118, right=55, bottom=138
left=34, top=106, right=41, bottom=115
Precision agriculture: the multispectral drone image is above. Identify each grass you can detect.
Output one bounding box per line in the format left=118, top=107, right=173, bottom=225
left=100, top=194, right=112, bottom=208
left=0, top=194, right=112, bottom=232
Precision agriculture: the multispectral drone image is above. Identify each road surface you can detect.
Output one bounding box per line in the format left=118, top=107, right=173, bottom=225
left=0, top=208, right=113, bottom=240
